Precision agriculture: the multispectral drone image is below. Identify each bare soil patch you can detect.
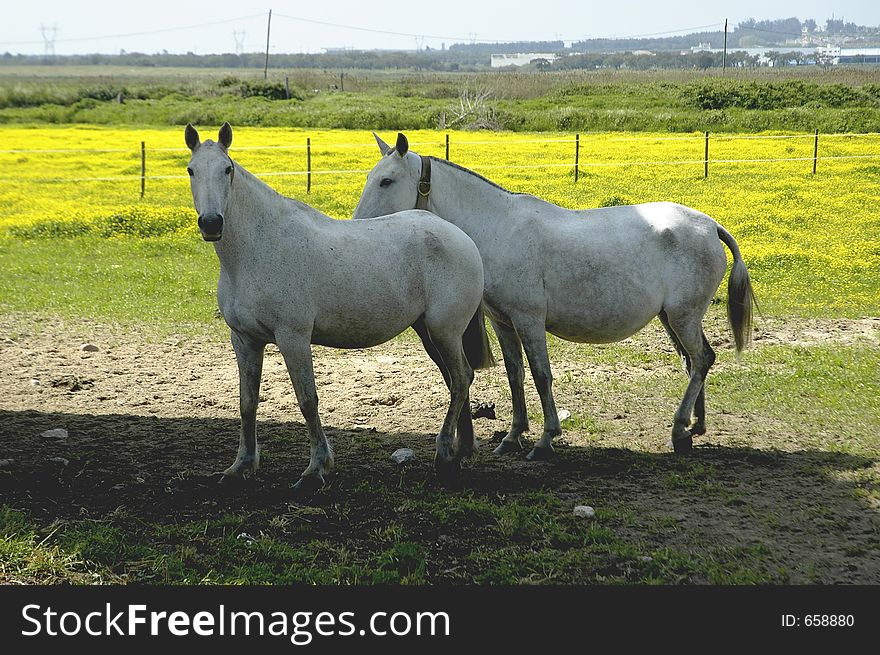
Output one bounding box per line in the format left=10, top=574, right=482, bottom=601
left=1, top=314, right=878, bottom=583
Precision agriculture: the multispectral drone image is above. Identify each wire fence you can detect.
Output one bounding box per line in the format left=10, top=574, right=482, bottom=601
left=2, top=131, right=879, bottom=194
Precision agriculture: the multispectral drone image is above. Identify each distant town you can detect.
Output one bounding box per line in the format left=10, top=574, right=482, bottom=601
left=4, top=16, right=879, bottom=70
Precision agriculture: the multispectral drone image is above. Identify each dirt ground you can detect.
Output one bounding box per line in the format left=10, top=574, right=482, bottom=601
left=0, top=313, right=878, bottom=583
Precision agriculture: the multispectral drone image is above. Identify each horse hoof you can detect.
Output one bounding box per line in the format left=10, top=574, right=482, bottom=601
left=292, top=474, right=324, bottom=499
left=526, top=445, right=555, bottom=461
left=493, top=439, right=522, bottom=456
left=215, top=472, right=245, bottom=487
left=672, top=435, right=693, bottom=455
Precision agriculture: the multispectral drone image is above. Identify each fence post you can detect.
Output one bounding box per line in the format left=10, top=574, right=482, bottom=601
left=140, top=141, right=146, bottom=198
left=445, top=133, right=450, bottom=161
left=704, top=131, right=709, bottom=178
left=574, top=133, right=580, bottom=182
left=812, top=129, right=819, bottom=174
left=307, top=137, right=312, bottom=194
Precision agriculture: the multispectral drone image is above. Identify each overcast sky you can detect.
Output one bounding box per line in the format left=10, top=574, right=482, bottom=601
left=3, top=1, right=879, bottom=56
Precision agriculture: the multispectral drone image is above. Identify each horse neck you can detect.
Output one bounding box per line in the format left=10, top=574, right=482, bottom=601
left=213, top=166, right=297, bottom=268
left=428, top=159, right=514, bottom=242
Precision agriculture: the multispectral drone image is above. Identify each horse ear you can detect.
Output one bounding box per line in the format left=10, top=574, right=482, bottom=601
left=395, top=132, right=409, bottom=157
left=218, top=122, right=233, bottom=149
left=373, top=132, right=392, bottom=156
left=185, top=123, right=200, bottom=151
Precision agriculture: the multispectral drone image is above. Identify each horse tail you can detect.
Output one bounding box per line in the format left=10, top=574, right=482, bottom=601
left=717, top=224, right=758, bottom=353
left=462, top=305, right=496, bottom=370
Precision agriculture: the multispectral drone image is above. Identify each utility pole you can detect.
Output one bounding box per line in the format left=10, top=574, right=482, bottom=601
left=40, top=25, right=58, bottom=56
left=722, top=18, right=728, bottom=71
left=263, top=9, right=272, bottom=80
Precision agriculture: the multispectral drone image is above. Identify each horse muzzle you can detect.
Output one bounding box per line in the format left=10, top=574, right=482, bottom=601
left=198, top=213, right=223, bottom=241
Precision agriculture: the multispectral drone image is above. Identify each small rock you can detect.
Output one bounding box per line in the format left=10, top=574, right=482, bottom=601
left=80, top=343, right=100, bottom=352
left=49, top=457, right=70, bottom=467
left=30, top=379, right=41, bottom=386
left=639, top=556, right=653, bottom=562
left=40, top=428, right=69, bottom=441
left=573, top=505, right=595, bottom=519
left=0, top=459, right=14, bottom=469
left=390, top=448, right=416, bottom=465
left=558, top=409, right=571, bottom=422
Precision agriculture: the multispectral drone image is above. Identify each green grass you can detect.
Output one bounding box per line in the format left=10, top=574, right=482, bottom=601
left=2, top=67, right=879, bottom=133
left=0, top=235, right=220, bottom=330
left=0, top=487, right=787, bottom=584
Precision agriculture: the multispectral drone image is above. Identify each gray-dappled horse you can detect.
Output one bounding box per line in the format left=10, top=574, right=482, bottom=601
left=185, top=124, right=493, bottom=494
left=354, top=133, right=757, bottom=460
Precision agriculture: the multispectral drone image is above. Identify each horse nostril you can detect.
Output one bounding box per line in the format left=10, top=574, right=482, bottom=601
left=198, top=213, right=224, bottom=240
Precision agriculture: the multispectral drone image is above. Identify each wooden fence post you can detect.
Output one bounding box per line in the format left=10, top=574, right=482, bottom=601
left=445, top=133, right=450, bottom=160
left=140, top=141, right=146, bottom=198
left=704, top=131, right=709, bottom=178
left=307, top=137, right=312, bottom=194
left=574, top=133, right=580, bottom=182
left=812, top=129, right=819, bottom=174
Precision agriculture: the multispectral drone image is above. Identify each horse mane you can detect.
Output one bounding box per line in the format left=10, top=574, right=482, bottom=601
left=428, top=157, right=522, bottom=196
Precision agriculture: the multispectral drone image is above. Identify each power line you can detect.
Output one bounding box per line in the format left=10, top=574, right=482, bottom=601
left=274, top=13, right=724, bottom=45
left=0, top=13, right=267, bottom=46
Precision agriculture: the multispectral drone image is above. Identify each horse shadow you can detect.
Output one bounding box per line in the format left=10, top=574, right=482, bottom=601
left=1, top=407, right=875, bottom=518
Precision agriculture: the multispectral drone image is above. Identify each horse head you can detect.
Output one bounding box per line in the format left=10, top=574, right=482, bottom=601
left=352, top=132, right=423, bottom=219
left=185, top=122, right=235, bottom=241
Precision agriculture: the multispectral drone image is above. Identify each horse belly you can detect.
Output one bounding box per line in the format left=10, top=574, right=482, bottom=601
left=310, top=297, right=421, bottom=349
left=543, top=274, right=664, bottom=344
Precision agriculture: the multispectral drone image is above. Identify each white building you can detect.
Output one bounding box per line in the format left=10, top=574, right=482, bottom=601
left=489, top=53, right=558, bottom=68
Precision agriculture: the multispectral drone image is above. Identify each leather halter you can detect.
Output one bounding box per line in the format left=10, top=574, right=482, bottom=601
left=416, top=155, right=432, bottom=210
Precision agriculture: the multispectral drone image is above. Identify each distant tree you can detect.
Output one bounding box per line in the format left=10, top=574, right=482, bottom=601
left=532, top=57, right=552, bottom=71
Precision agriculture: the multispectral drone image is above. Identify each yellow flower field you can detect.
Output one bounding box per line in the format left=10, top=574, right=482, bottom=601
left=1, top=125, right=878, bottom=316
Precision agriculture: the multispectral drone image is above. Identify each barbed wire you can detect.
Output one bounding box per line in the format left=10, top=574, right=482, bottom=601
left=2, top=153, right=878, bottom=185
left=2, top=131, right=879, bottom=155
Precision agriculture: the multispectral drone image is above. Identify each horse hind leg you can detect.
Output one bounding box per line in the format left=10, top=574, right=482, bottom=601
left=423, top=322, right=475, bottom=482
left=662, top=311, right=715, bottom=455
left=412, top=318, right=475, bottom=458
left=658, top=311, right=708, bottom=437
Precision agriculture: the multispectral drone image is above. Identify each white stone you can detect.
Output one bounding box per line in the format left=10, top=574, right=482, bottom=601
left=558, top=409, right=571, bottom=422
left=40, top=428, right=69, bottom=440
left=390, top=448, right=416, bottom=465
left=30, top=379, right=41, bottom=386
left=573, top=505, right=595, bottom=519
left=49, top=457, right=70, bottom=467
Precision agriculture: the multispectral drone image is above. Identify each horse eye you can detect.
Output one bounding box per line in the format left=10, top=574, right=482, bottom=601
left=225, top=166, right=233, bottom=175
left=380, top=178, right=393, bottom=188
left=186, top=168, right=194, bottom=177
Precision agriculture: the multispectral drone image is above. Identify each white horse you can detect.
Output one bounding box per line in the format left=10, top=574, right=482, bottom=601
left=354, top=133, right=757, bottom=460
left=185, top=124, right=493, bottom=495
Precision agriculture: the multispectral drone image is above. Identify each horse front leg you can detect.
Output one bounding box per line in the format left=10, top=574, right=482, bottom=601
left=276, top=332, right=334, bottom=497
left=221, top=330, right=265, bottom=482
left=515, top=317, right=560, bottom=461
left=490, top=319, right=529, bottom=456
